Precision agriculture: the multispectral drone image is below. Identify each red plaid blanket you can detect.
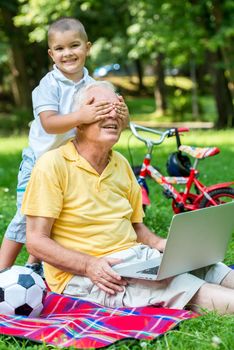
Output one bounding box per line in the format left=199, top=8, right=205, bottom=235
left=0, top=292, right=196, bottom=348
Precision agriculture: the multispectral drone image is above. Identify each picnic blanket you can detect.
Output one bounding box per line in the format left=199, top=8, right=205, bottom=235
left=0, top=291, right=197, bottom=348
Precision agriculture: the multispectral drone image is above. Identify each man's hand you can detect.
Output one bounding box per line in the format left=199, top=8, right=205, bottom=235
left=133, top=222, right=167, bottom=252
left=85, top=256, right=127, bottom=295
left=156, top=238, right=167, bottom=252
left=113, top=95, right=129, bottom=129
left=76, top=97, right=113, bottom=125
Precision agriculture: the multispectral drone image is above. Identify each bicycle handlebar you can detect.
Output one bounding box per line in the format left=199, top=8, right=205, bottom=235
left=177, top=127, right=190, bottom=133
left=129, top=122, right=189, bottom=146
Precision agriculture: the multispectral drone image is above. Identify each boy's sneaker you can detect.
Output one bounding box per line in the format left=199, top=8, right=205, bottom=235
left=25, top=262, right=44, bottom=279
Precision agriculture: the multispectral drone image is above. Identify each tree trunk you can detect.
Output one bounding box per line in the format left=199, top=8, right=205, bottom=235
left=221, top=42, right=234, bottom=100
left=210, top=1, right=234, bottom=128
left=196, top=54, right=212, bottom=95
left=1, top=6, right=32, bottom=108
left=211, top=48, right=234, bottom=128
left=190, top=59, right=199, bottom=119
left=154, top=53, right=167, bottom=116
left=134, top=58, right=144, bottom=92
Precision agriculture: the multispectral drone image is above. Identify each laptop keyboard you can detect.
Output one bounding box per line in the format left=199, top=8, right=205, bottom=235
left=137, top=266, right=159, bottom=275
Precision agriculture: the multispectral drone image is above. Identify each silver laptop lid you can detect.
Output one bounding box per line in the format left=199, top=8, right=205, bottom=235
left=156, top=201, right=234, bottom=280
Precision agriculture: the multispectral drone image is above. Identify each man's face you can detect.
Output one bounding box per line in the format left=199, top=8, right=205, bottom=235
left=80, top=86, right=124, bottom=146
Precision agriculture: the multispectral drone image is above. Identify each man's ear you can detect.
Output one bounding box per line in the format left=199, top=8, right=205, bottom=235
left=86, top=96, right=95, bottom=105
left=77, top=125, right=84, bottom=132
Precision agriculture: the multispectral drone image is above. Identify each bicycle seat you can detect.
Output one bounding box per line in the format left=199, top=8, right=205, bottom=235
left=179, top=145, right=220, bottom=159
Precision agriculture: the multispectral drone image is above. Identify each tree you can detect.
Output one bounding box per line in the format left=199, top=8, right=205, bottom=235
left=2, top=0, right=234, bottom=127
left=196, top=0, right=234, bottom=128
left=0, top=1, right=31, bottom=108
left=127, top=0, right=234, bottom=127
left=14, top=0, right=132, bottom=74
left=126, top=1, right=202, bottom=116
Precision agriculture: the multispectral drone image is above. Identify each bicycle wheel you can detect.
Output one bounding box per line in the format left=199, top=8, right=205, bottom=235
left=199, top=187, right=234, bottom=208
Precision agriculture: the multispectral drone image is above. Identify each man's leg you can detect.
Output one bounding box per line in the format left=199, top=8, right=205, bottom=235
left=0, top=237, right=23, bottom=269
left=189, top=282, right=234, bottom=314
left=220, top=269, right=234, bottom=289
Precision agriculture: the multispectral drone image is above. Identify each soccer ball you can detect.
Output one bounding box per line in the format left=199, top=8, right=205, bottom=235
left=0, top=265, right=46, bottom=317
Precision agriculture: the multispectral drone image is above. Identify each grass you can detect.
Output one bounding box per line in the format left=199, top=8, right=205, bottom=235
left=0, top=128, right=233, bottom=349
left=0, top=136, right=30, bottom=265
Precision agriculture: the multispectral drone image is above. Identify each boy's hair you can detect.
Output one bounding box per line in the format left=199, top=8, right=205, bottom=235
left=48, top=17, right=88, bottom=46
left=73, top=81, right=116, bottom=111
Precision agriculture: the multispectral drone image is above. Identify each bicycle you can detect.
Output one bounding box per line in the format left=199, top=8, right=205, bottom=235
left=129, top=122, right=234, bottom=213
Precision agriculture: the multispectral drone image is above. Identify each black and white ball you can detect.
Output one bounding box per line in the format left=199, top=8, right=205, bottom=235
left=0, top=265, right=46, bottom=317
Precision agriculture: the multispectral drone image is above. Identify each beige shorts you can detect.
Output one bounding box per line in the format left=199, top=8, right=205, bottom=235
left=63, top=245, right=231, bottom=309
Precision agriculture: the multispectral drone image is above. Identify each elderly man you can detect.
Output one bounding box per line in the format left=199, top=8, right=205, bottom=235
left=22, top=81, right=234, bottom=314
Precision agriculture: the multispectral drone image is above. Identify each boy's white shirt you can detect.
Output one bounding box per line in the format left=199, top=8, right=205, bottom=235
left=29, top=64, right=94, bottom=158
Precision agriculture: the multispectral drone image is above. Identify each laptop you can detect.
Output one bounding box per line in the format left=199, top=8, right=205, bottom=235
left=113, top=202, right=234, bottom=281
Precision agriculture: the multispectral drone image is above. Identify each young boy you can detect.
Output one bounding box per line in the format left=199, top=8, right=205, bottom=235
left=0, top=17, right=128, bottom=276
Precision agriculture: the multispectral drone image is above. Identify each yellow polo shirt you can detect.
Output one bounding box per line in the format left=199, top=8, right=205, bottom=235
left=22, top=141, right=143, bottom=293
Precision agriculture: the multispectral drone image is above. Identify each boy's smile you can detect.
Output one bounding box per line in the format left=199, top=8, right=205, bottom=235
left=48, top=30, right=91, bottom=82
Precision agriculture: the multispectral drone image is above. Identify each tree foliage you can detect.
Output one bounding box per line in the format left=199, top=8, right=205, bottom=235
left=0, top=0, right=234, bottom=127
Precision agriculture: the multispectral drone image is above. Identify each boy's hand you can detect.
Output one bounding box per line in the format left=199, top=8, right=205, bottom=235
left=113, top=95, right=129, bottom=129
left=76, top=97, right=113, bottom=125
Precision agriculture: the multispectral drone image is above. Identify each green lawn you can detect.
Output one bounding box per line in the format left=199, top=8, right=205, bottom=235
left=0, top=128, right=234, bottom=349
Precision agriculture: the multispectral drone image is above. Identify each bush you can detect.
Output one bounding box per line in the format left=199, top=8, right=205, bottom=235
left=0, top=108, right=31, bottom=135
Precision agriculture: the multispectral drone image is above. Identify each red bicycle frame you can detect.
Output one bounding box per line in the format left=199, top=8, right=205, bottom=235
left=130, top=122, right=234, bottom=212
left=139, top=155, right=233, bottom=211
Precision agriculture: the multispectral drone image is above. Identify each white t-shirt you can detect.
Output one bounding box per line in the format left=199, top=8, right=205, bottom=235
left=29, top=65, right=94, bottom=158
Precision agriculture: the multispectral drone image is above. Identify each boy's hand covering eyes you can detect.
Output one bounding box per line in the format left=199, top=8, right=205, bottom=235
left=77, top=97, right=113, bottom=124
left=75, top=94, right=129, bottom=127
left=113, top=95, right=129, bottom=128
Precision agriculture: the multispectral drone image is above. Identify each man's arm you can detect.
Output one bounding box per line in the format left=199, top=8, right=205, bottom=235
left=26, top=216, right=126, bottom=294
left=133, top=222, right=167, bottom=252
